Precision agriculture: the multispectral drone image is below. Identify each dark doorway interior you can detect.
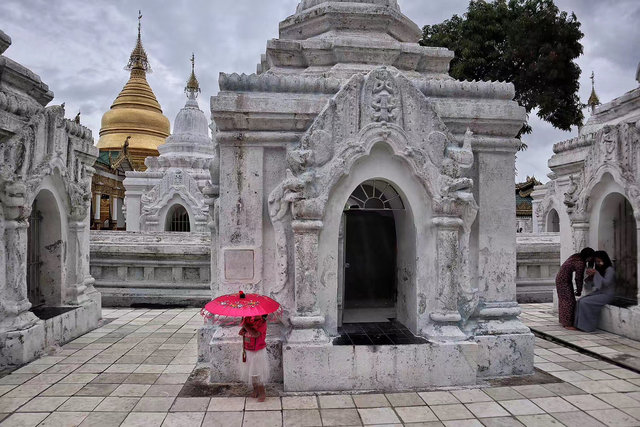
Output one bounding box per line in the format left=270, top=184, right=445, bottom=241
left=344, top=210, right=397, bottom=310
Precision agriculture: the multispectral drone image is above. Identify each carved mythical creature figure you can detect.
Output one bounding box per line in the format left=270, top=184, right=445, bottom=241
left=564, top=175, right=579, bottom=209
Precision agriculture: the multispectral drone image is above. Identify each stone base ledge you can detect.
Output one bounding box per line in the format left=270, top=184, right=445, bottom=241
left=0, top=293, right=101, bottom=369
left=198, top=324, right=285, bottom=384
left=475, top=333, right=535, bottom=378
left=283, top=340, right=478, bottom=392
left=598, top=304, right=640, bottom=341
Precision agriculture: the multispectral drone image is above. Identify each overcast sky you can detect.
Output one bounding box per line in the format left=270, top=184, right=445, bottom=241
left=1, top=0, right=638, bottom=182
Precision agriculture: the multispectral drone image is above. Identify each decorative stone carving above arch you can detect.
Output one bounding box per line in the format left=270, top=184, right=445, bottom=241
left=139, top=168, right=209, bottom=232
left=268, top=66, right=478, bottom=333
left=568, top=121, right=640, bottom=222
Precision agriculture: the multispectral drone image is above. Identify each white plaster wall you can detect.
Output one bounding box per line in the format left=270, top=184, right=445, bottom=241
left=318, top=143, right=434, bottom=335
left=125, top=193, right=142, bottom=231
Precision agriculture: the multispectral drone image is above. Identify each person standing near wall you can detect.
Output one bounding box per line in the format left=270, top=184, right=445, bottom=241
left=555, top=247, right=595, bottom=329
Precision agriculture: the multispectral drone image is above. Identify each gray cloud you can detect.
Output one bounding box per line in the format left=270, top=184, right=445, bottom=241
left=1, top=0, right=638, bottom=183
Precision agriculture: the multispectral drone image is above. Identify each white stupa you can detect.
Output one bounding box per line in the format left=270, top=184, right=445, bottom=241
left=124, top=54, right=215, bottom=232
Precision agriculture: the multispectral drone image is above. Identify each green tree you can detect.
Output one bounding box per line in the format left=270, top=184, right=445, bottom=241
left=420, top=0, right=584, bottom=136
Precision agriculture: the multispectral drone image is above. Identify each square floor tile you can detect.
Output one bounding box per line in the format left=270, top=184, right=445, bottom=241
left=431, top=404, right=475, bottom=421
left=572, top=381, right=616, bottom=394
left=16, top=397, right=68, bottom=412
left=465, top=402, right=510, bottom=418
left=541, top=383, right=586, bottom=396
left=353, top=394, right=390, bottom=408
left=0, top=397, right=31, bottom=412
left=358, top=407, right=400, bottom=424
left=483, top=387, right=525, bottom=402
left=170, top=397, right=210, bottom=411
left=0, top=412, right=49, bottom=427
left=530, top=397, right=579, bottom=413
left=143, top=385, right=182, bottom=397
left=320, top=408, right=362, bottom=426
left=515, top=414, right=563, bottom=426
left=395, top=405, right=438, bottom=423
left=155, top=374, right=189, bottom=385
left=245, top=396, right=281, bottom=411
left=57, top=397, right=104, bottom=412
left=39, top=411, right=89, bottom=427
left=283, top=409, right=322, bottom=427
left=4, top=383, right=50, bottom=398
left=201, top=411, right=243, bottom=427
left=550, top=411, right=606, bottom=427
left=94, top=397, right=140, bottom=412
left=452, top=389, right=493, bottom=403
left=208, top=397, right=245, bottom=412
left=499, top=399, right=545, bottom=416
left=511, top=385, right=556, bottom=399
left=586, top=408, right=640, bottom=427
left=75, top=383, right=119, bottom=397
left=120, top=411, right=167, bottom=427
left=242, top=410, right=282, bottom=427
left=111, top=384, right=150, bottom=397
left=419, top=391, right=460, bottom=405
left=442, top=419, right=483, bottom=426
left=124, top=374, right=161, bottom=385
left=161, top=411, right=205, bottom=427
left=282, top=396, right=318, bottom=410
left=318, top=395, right=355, bottom=409
left=77, top=411, right=128, bottom=427
left=60, top=374, right=98, bottom=384
left=133, top=397, right=175, bottom=412
left=479, top=417, right=525, bottom=427
left=385, top=392, right=425, bottom=407
left=592, top=393, right=640, bottom=409
left=563, top=394, right=613, bottom=411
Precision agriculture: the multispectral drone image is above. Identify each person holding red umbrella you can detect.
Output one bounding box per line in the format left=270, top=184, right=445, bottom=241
left=201, top=291, right=280, bottom=402
left=239, top=314, right=268, bottom=401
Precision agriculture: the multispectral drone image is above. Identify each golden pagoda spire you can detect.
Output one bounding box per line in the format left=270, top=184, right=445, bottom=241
left=588, top=71, right=601, bottom=114
left=96, top=9, right=170, bottom=160
left=126, top=10, right=151, bottom=74
left=185, top=53, right=201, bottom=98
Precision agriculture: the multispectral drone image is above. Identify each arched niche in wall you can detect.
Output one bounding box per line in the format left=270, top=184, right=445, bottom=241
left=165, top=204, right=191, bottom=232
left=27, top=189, right=64, bottom=309
left=598, top=192, right=637, bottom=304
left=546, top=209, right=560, bottom=233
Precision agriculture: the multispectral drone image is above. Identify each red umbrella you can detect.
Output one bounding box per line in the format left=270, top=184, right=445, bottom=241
left=201, top=291, right=280, bottom=320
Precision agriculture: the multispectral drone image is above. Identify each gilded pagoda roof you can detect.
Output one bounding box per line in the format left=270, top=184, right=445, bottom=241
left=96, top=12, right=170, bottom=153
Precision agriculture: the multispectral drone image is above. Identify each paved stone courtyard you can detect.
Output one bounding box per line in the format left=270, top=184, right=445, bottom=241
left=1, top=306, right=640, bottom=426
left=521, top=304, right=640, bottom=372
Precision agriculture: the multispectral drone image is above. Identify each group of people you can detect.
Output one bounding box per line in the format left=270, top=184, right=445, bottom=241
left=556, top=247, right=616, bottom=332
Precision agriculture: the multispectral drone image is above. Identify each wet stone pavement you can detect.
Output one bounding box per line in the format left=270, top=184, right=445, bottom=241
left=0, top=305, right=639, bottom=426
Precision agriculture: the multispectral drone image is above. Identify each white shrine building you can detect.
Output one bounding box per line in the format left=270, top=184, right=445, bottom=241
left=198, top=0, right=535, bottom=391
left=532, top=66, right=640, bottom=339
left=124, top=56, right=215, bottom=233
left=0, top=30, right=101, bottom=368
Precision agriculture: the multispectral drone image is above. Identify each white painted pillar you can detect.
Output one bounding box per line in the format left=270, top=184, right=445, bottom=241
left=111, top=196, right=118, bottom=225
left=93, top=193, right=101, bottom=222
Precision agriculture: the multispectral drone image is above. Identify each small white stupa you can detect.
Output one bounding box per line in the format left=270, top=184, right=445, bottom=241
left=124, top=54, right=215, bottom=232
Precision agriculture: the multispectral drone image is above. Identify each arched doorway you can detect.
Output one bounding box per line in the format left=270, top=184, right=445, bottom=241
left=166, top=204, right=191, bottom=232
left=546, top=209, right=560, bottom=232
left=339, top=179, right=405, bottom=324
left=27, top=190, right=63, bottom=308
left=598, top=193, right=637, bottom=304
